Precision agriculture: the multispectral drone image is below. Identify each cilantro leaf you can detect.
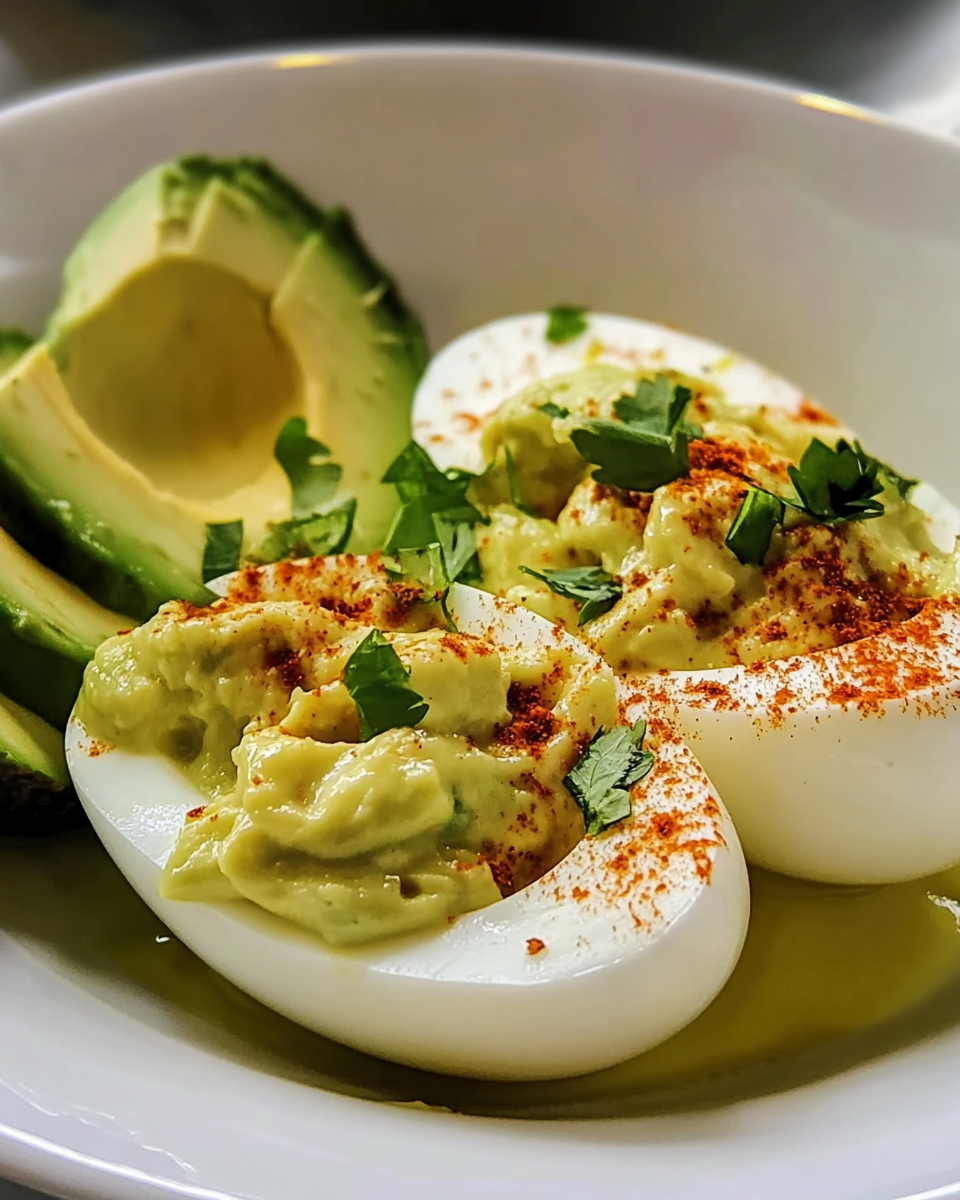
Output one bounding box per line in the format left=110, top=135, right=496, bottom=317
left=382, top=443, right=485, bottom=586
left=563, top=719, right=654, bottom=836
left=539, top=401, right=570, bottom=420
left=343, top=629, right=429, bottom=740
left=202, top=520, right=243, bottom=583
left=725, top=488, right=785, bottom=567
left=383, top=443, right=483, bottom=550
left=788, top=438, right=886, bottom=525
left=571, top=422, right=692, bottom=492
left=877, top=459, right=918, bottom=500
left=614, top=375, right=698, bottom=438
left=726, top=436, right=908, bottom=568
left=504, top=446, right=539, bottom=518
left=275, top=416, right=342, bottom=518
left=434, top=517, right=482, bottom=584
left=519, top=564, right=621, bottom=625
left=570, top=374, right=699, bottom=492
left=249, top=499, right=356, bottom=565
left=545, top=305, right=589, bottom=344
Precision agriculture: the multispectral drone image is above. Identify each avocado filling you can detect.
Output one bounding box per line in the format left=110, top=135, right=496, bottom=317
left=77, top=567, right=616, bottom=946
left=56, top=259, right=302, bottom=502
left=470, top=365, right=960, bottom=671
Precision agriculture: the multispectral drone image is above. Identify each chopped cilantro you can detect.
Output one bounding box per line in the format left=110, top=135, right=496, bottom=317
left=504, top=446, right=539, bottom=518
left=877, top=459, right=918, bottom=500
left=250, top=499, right=356, bottom=565
left=382, top=442, right=485, bottom=584
left=545, top=304, right=589, bottom=344
left=726, top=437, right=910, bottom=567
left=274, top=416, right=342, bottom=518
left=614, top=375, right=699, bottom=439
left=788, top=438, right=886, bottom=525
left=539, top=400, right=570, bottom=420
left=434, top=517, right=482, bottom=584
left=444, top=790, right=473, bottom=840
left=570, top=374, right=699, bottom=492
left=343, top=629, right=429, bottom=741
left=563, top=719, right=654, bottom=836
left=202, top=520, right=243, bottom=583
left=519, top=564, right=621, bottom=625
left=725, top=488, right=785, bottom=567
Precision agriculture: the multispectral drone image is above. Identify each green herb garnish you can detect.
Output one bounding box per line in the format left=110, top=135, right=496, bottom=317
left=343, top=628, right=429, bottom=741
left=726, top=437, right=910, bottom=566
left=382, top=442, right=485, bottom=584
left=563, top=719, right=654, bottom=836
left=539, top=400, right=571, bottom=420
left=570, top=374, right=698, bottom=492
left=613, top=374, right=699, bottom=438
left=434, top=517, right=482, bottom=584
left=504, top=446, right=539, bottom=518
left=274, top=416, right=342, bottom=518
left=724, top=488, right=785, bottom=568
left=545, top=305, right=589, bottom=344
left=788, top=438, right=886, bottom=525
left=202, top=520, right=243, bottom=583
left=519, top=564, right=622, bottom=625
left=250, top=499, right=356, bottom=565
left=879, top=461, right=919, bottom=500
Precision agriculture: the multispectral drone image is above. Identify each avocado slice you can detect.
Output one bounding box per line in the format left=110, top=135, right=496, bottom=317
left=0, top=517, right=128, bottom=728
left=0, top=691, right=81, bottom=836
left=0, top=327, right=32, bottom=375
left=0, top=156, right=427, bottom=619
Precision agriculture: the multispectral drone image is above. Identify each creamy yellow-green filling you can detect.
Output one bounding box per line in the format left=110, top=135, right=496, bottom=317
left=472, top=364, right=959, bottom=670
left=78, top=574, right=616, bottom=945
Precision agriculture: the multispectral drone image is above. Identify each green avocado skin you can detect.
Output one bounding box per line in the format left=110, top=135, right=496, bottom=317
left=0, top=471, right=166, bottom=620
left=0, top=690, right=82, bottom=836
left=0, top=627, right=85, bottom=730
left=0, top=758, right=82, bottom=837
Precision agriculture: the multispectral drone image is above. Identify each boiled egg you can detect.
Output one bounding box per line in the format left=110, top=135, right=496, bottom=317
left=414, top=312, right=960, bottom=885
left=66, top=581, right=748, bottom=1081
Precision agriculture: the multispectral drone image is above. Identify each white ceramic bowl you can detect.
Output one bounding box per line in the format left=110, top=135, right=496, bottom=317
left=3, top=44, right=960, bottom=1200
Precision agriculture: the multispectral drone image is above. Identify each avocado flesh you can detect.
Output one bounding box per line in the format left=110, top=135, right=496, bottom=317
left=0, top=346, right=212, bottom=617
left=0, top=514, right=129, bottom=728
left=0, top=156, right=429, bottom=617
left=0, top=691, right=81, bottom=836
left=57, top=258, right=302, bottom=502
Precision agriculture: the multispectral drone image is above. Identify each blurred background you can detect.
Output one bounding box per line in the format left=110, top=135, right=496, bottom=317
left=2, top=0, right=960, bottom=131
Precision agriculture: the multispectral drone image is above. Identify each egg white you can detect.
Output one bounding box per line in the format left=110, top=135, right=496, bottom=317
left=67, top=582, right=749, bottom=1081
left=413, top=312, right=960, bottom=885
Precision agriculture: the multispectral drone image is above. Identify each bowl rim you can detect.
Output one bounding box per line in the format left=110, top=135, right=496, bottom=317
left=0, top=36, right=949, bottom=152
left=2, top=38, right=960, bottom=1200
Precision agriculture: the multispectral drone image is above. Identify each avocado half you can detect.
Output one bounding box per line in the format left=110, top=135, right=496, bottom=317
left=0, top=691, right=82, bottom=836
left=0, top=157, right=428, bottom=620
left=0, top=521, right=128, bottom=728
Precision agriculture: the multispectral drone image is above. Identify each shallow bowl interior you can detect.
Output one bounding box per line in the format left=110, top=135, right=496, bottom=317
left=1, top=45, right=960, bottom=1200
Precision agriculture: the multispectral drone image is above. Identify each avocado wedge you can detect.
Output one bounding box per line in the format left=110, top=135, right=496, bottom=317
left=0, top=327, right=31, bottom=375
left=0, top=691, right=81, bottom=836
left=0, top=156, right=427, bottom=620
left=0, top=518, right=128, bottom=728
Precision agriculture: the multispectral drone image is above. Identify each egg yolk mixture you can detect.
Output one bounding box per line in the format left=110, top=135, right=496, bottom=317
left=472, top=364, right=960, bottom=671
left=77, top=566, right=616, bottom=945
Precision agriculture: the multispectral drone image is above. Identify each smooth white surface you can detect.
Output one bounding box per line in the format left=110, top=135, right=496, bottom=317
left=413, top=311, right=960, bottom=884
left=65, top=584, right=748, bottom=1081
left=3, top=43, right=960, bottom=1200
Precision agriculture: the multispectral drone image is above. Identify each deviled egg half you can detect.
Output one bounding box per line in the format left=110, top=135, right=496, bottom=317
left=67, top=555, right=748, bottom=1080
left=412, top=311, right=960, bottom=885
